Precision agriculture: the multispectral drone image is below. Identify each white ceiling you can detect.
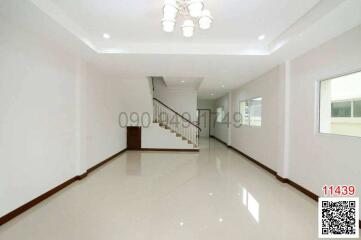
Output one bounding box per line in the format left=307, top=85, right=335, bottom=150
left=46, top=0, right=322, bottom=54
left=8, top=0, right=361, bottom=99
left=163, top=77, right=203, bottom=89
left=31, top=0, right=323, bottom=54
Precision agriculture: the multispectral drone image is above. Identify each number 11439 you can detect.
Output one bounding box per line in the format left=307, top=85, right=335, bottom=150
left=322, top=185, right=356, bottom=196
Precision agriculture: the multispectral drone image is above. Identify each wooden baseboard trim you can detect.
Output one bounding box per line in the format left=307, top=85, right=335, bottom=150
left=228, top=145, right=277, bottom=176
left=0, top=177, right=77, bottom=226
left=275, top=175, right=318, bottom=201
left=87, top=149, right=126, bottom=174
left=212, top=138, right=361, bottom=230
left=228, top=143, right=320, bottom=202
left=75, top=172, right=88, bottom=180
left=139, top=148, right=199, bottom=152
left=210, top=135, right=229, bottom=147
left=0, top=148, right=126, bottom=226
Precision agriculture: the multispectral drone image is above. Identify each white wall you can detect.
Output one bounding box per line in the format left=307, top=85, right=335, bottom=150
left=84, top=65, right=127, bottom=168
left=228, top=25, right=361, bottom=220
left=213, top=94, right=230, bottom=144
left=0, top=9, right=79, bottom=216
left=197, top=99, right=214, bottom=110
left=287, top=25, right=361, bottom=205
left=0, top=1, right=127, bottom=217
left=154, top=80, right=197, bottom=122
left=230, top=67, right=284, bottom=171
left=122, top=78, right=153, bottom=123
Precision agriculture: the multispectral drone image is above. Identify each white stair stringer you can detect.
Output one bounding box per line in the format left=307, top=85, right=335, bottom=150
left=142, top=123, right=198, bottom=149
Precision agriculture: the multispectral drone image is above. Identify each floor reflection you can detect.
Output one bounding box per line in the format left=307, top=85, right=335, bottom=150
left=242, top=187, right=260, bottom=223
left=126, top=151, right=141, bottom=176
left=0, top=138, right=323, bottom=240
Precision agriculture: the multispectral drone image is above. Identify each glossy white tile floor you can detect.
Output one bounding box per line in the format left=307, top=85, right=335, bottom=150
left=0, top=138, right=335, bottom=240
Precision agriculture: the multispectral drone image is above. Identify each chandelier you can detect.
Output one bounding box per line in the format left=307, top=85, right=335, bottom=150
left=161, top=0, right=213, bottom=37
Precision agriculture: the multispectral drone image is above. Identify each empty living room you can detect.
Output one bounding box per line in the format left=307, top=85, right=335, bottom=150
left=0, top=0, right=361, bottom=239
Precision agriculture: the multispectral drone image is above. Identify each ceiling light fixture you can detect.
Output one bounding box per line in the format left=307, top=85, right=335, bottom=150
left=163, top=0, right=179, bottom=19
left=181, top=80, right=185, bottom=83
left=162, top=17, right=176, bottom=32
left=199, top=10, right=213, bottom=29
left=187, top=0, right=204, bottom=17
left=162, top=0, right=213, bottom=37
left=103, top=33, right=111, bottom=39
left=182, top=19, right=195, bottom=37
left=258, top=35, right=265, bottom=40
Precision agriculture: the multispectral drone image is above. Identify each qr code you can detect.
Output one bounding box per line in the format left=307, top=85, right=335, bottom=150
left=319, top=197, right=359, bottom=238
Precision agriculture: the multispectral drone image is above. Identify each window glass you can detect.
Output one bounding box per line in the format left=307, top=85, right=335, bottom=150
left=216, top=107, right=224, bottom=123
left=239, top=97, right=262, bottom=127
left=331, top=101, right=351, bottom=117
left=319, top=71, right=361, bottom=137
left=249, top=97, right=262, bottom=127
left=354, top=100, right=361, bottom=117
left=239, top=101, right=249, bottom=125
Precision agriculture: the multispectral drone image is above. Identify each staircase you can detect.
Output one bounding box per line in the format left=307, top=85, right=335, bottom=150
left=153, top=98, right=200, bottom=148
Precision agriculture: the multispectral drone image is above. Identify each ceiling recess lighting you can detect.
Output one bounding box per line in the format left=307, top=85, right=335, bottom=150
left=181, top=80, right=185, bottom=83
left=258, top=35, right=265, bottom=40
left=221, top=85, right=225, bottom=88
left=103, top=33, right=110, bottom=39
left=182, top=19, right=195, bottom=37
left=161, top=0, right=212, bottom=37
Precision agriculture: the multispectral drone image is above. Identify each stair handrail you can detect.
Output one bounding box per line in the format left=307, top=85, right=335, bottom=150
left=153, top=98, right=201, bottom=130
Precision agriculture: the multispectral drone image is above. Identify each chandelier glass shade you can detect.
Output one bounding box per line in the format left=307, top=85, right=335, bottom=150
left=162, top=0, right=213, bottom=37
left=163, top=0, right=178, bottom=19
left=187, top=0, right=204, bottom=17
left=199, top=10, right=212, bottom=29
left=182, top=19, right=195, bottom=37
left=162, top=17, right=176, bottom=32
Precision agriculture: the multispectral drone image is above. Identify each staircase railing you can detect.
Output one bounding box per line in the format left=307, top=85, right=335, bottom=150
left=153, top=98, right=200, bottom=147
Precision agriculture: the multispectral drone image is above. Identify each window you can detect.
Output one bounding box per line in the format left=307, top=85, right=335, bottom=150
left=239, top=97, right=262, bottom=127
left=216, top=107, right=224, bottom=123
left=249, top=97, right=262, bottom=127
left=239, top=101, right=249, bottom=125
left=319, top=71, right=361, bottom=137
left=331, top=101, right=351, bottom=117
left=354, top=100, right=361, bottom=117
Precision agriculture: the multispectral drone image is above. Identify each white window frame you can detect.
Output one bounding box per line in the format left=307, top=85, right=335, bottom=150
left=216, top=107, right=224, bottom=123
left=318, top=70, right=361, bottom=139
left=239, top=97, right=262, bottom=128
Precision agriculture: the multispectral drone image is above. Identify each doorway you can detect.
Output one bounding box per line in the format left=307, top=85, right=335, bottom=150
left=127, top=126, right=141, bottom=149
left=198, top=109, right=211, bottom=137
